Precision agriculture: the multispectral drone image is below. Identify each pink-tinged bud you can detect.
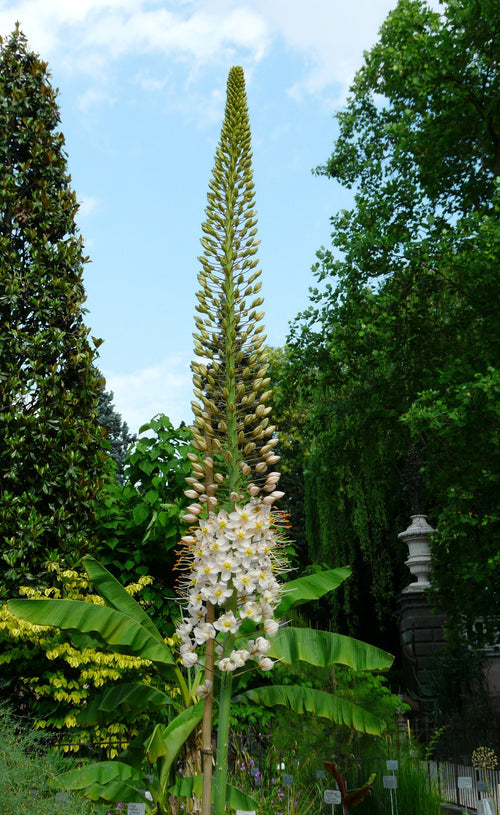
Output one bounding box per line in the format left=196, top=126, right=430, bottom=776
left=266, top=454, right=280, bottom=464
left=249, top=484, right=260, bottom=496
left=182, top=513, right=198, bottom=523
left=181, top=535, right=196, bottom=544
left=230, top=491, right=239, bottom=501
left=187, top=504, right=202, bottom=515
left=262, top=495, right=274, bottom=505
left=207, top=496, right=217, bottom=507
left=255, top=462, right=267, bottom=473
left=270, top=491, right=285, bottom=500
left=184, top=489, right=199, bottom=499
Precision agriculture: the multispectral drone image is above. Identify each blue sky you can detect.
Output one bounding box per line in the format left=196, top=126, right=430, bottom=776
left=1, top=0, right=434, bottom=433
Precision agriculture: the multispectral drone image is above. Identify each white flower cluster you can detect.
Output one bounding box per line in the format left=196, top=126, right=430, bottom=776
left=176, top=500, right=283, bottom=672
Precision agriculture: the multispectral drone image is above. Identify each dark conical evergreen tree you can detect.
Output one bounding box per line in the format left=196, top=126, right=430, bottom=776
left=97, top=383, right=135, bottom=482
left=0, top=27, right=108, bottom=595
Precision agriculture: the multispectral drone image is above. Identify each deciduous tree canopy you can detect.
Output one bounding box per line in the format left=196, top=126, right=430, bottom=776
left=284, top=0, right=500, bottom=648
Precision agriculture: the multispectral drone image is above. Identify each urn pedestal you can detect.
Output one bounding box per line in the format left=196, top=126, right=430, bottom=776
left=398, top=514, right=434, bottom=593
left=397, top=515, right=446, bottom=696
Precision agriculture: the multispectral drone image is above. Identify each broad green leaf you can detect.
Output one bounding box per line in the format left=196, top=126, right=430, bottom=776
left=77, top=779, right=146, bottom=804
left=133, top=503, right=150, bottom=525
left=83, top=555, right=165, bottom=645
left=170, top=775, right=258, bottom=811
left=269, top=627, right=393, bottom=671
left=158, top=699, right=204, bottom=788
left=276, top=567, right=351, bottom=616
left=76, top=682, right=173, bottom=724
left=145, top=723, right=169, bottom=763
left=239, top=685, right=386, bottom=735
left=8, top=599, right=175, bottom=665
left=58, top=761, right=143, bottom=795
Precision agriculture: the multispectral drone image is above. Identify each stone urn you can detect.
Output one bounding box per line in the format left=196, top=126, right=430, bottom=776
left=398, top=514, right=434, bottom=592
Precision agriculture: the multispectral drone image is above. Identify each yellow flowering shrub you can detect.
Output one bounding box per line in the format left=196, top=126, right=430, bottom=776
left=1, top=562, right=175, bottom=755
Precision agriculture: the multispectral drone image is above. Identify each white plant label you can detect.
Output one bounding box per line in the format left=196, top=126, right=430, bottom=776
left=55, top=792, right=69, bottom=806
left=324, top=789, right=342, bottom=804
left=383, top=775, right=398, bottom=789
left=283, top=774, right=294, bottom=787
left=457, top=777, right=473, bottom=790
left=386, top=760, right=399, bottom=771
left=127, top=804, right=146, bottom=815
left=236, top=811, right=256, bottom=815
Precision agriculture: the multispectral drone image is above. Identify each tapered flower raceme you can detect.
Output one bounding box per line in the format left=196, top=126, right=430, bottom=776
left=188, top=66, right=282, bottom=508
left=180, top=66, right=288, bottom=815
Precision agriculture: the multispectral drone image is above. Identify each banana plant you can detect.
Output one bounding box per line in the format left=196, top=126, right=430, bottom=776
left=9, top=555, right=204, bottom=814
left=9, top=556, right=392, bottom=812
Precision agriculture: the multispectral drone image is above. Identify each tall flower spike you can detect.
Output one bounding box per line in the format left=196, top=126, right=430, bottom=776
left=191, top=66, right=279, bottom=506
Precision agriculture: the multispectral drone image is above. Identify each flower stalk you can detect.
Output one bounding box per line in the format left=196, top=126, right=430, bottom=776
left=176, top=65, right=285, bottom=815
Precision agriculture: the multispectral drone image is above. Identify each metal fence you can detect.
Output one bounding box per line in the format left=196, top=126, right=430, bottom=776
left=425, top=760, right=500, bottom=812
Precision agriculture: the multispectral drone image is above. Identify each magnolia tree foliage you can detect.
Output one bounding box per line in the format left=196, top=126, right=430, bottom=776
left=0, top=28, right=107, bottom=594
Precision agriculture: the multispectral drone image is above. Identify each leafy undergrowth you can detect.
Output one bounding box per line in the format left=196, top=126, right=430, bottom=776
left=0, top=706, right=110, bottom=815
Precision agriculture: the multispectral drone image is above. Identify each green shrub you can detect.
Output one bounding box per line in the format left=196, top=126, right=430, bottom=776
left=0, top=707, right=109, bottom=815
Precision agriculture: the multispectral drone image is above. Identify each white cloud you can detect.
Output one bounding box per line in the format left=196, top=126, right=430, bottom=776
left=78, top=194, right=100, bottom=217
left=77, top=86, right=113, bottom=112
left=135, top=70, right=169, bottom=91
left=103, top=354, right=193, bottom=434
left=0, top=0, right=393, bottom=100
left=0, top=0, right=444, bottom=111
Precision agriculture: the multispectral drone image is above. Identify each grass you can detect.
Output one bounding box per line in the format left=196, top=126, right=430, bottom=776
left=0, top=707, right=111, bottom=815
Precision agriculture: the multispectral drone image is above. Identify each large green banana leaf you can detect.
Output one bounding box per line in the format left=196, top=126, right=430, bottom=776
left=275, top=567, right=351, bottom=616
left=170, top=775, right=259, bottom=812
left=77, top=682, right=174, bottom=725
left=239, top=685, right=386, bottom=735
left=58, top=760, right=147, bottom=802
left=83, top=556, right=165, bottom=645
left=157, top=699, right=204, bottom=788
left=77, top=779, right=147, bottom=804
left=269, top=627, right=393, bottom=671
left=8, top=599, right=174, bottom=666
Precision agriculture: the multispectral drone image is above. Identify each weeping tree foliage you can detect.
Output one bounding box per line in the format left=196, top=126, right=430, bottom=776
left=0, top=27, right=107, bottom=596
left=285, top=0, right=500, bottom=648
